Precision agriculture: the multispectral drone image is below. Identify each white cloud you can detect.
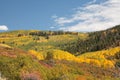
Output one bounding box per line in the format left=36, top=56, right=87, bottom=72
left=54, top=17, right=75, bottom=26
left=50, top=26, right=55, bottom=29
left=0, top=25, right=8, bottom=31
left=52, top=0, right=120, bottom=32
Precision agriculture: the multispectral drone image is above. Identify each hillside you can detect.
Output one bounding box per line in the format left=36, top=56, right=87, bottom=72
left=0, top=44, right=120, bottom=80
left=61, top=25, right=120, bottom=55
left=0, top=30, right=88, bottom=52
left=0, top=25, right=120, bottom=80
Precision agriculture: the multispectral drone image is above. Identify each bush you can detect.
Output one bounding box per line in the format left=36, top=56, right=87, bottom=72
left=116, top=61, right=120, bottom=67
left=45, top=52, right=53, bottom=60
left=115, top=51, right=120, bottom=59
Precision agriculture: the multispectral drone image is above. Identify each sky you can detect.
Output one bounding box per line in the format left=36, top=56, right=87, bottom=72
left=0, top=0, right=120, bottom=32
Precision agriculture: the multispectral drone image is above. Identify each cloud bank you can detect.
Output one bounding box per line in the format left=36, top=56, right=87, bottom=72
left=0, top=25, right=8, bottom=31
left=52, top=0, right=120, bottom=32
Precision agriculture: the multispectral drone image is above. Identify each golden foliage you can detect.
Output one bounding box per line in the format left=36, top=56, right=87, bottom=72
left=49, top=49, right=76, bottom=61
left=29, top=47, right=120, bottom=68
left=29, top=50, right=44, bottom=60
left=78, top=47, right=120, bottom=68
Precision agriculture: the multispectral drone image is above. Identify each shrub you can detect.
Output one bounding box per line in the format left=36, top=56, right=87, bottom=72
left=115, top=51, right=120, bottom=59
left=115, top=61, right=120, bottom=67
left=45, top=52, right=53, bottom=60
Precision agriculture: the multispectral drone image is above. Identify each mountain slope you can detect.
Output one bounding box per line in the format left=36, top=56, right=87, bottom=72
left=0, top=25, right=120, bottom=80
left=0, top=30, right=88, bottom=52
left=61, top=25, right=120, bottom=55
left=0, top=44, right=120, bottom=80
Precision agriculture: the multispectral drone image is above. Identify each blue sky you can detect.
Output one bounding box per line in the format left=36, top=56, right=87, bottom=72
left=0, top=0, right=120, bottom=32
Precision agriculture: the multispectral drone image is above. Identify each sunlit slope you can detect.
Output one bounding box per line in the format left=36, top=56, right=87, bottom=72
left=0, top=44, right=79, bottom=80
left=0, top=44, right=120, bottom=80
left=29, top=49, right=76, bottom=61
left=77, top=47, right=120, bottom=68
left=0, top=30, right=88, bottom=51
left=29, top=47, right=120, bottom=68
left=0, top=44, right=91, bottom=80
